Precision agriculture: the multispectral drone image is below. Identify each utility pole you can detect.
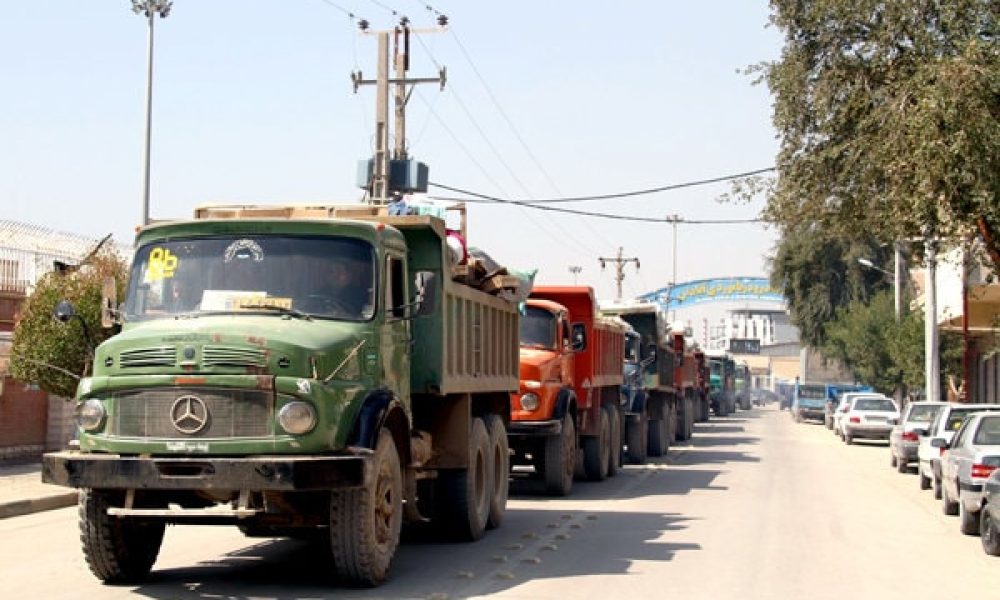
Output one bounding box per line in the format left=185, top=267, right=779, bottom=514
left=352, top=19, right=446, bottom=204
left=666, top=214, right=681, bottom=286
left=568, top=265, right=582, bottom=285
left=925, top=231, right=940, bottom=403
left=599, top=247, right=640, bottom=302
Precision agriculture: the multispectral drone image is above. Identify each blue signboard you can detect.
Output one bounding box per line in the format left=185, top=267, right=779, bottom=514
left=638, top=277, right=784, bottom=310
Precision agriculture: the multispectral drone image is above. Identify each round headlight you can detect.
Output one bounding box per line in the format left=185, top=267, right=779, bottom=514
left=278, top=401, right=317, bottom=435
left=76, top=399, right=106, bottom=432
left=520, top=393, right=540, bottom=412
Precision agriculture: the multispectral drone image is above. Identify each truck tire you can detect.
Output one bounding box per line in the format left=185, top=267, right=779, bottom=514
left=647, top=417, right=669, bottom=457
left=435, top=417, right=492, bottom=541
left=604, top=404, right=620, bottom=478
left=329, top=428, right=402, bottom=586
left=79, top=489, right=165, bottom=583
left=583, top=406, right=611, bottom=481
left=542, top=413, right=576, bottom=496
left=625, top=408, right=648, bottom=464
left=484, top=414, right=509, bottom=530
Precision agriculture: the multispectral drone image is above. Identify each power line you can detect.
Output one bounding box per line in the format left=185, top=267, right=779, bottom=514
left=431, top=167, right=776, bottom=204
left=316, top=0, right=363, bottom=21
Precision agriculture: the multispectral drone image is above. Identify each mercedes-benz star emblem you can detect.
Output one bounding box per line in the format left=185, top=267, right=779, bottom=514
left=170, top=395, right=209, bottom=435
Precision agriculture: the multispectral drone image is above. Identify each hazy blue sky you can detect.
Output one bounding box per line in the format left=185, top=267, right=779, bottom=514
left=1, top=1, right=783, bottom=308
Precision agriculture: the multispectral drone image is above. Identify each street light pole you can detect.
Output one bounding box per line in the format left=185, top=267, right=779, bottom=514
left=568, top=265, right=582, bottom=285
left=925, top=234, right=940, bottom=403
left=131, top=0, right=172, bottom=227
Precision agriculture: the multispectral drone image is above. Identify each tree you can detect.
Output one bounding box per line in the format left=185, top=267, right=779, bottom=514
left=758, top=0, right=1000, bottom=273
left=769, top=225, right=891, bottom=348
left=10, top=250, right=128, bottom=398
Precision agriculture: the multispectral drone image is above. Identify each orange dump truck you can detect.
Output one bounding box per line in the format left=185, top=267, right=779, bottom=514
left=508, top=286, right=625, bottom=495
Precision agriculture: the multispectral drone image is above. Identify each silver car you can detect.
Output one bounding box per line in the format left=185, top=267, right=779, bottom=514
left=938, top=412, right=1000, bottom=535
left=889, top=402, right=945, bottom=474
left=840, top=396, right=899, bottom=444
left=916, top=404, right=1000, bottom=496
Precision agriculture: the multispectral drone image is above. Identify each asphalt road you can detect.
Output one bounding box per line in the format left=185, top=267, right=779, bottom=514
left=5, top=405, right=1000, bottom=599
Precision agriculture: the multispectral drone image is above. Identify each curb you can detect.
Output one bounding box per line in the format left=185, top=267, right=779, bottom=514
left=0, top=492, right=78, bottom=520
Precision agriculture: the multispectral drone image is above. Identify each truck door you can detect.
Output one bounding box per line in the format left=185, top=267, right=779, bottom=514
left=382, top=254, right=411, bottom=405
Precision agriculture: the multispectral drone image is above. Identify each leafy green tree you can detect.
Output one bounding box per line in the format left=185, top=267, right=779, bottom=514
left=769, top=226, right=891, bottom=348
left=10, top=250, right=128, bottom=398
left=758, top=0, right=1000, bottom=273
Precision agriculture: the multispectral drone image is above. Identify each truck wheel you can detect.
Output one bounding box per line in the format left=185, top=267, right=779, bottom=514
left=981, top=510, right=1000, bottom=556
left=542, top=413, right=576, bottom=496
left=436, top=417, right=492, bottom=540
left=79, top=489, right=165, bottom=583
left=329, top=428, right=402, bottom=586
left=625, top=409, right=648, bottom=464
left=583, top=407, right=611, bottom=481
left=604, top=404, right=621, bottom=478
left=647, top=417, right=668, bottom=457
left=484, top=414, right=509, bottom=530
left=960, top=502, right=980, bottom=535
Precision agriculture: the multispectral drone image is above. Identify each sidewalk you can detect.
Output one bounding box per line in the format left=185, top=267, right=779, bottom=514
left=0, top=459, right=78, bottom=519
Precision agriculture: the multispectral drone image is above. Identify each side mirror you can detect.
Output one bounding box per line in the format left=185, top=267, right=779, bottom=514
left=570, top=323, right=587, bottom=352
left=930, top=437, right=948, bottom=449
left=53, top=300, right=76, bottom=323
left=100, top=277, right=118, bottom=328
left=413, top=271, right=437, bottom=317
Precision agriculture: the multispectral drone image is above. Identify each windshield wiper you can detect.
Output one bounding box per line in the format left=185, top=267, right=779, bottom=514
left=239, top=304, right=312, bottom=320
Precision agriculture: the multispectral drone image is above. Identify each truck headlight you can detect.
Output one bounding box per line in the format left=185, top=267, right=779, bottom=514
left=520, top=393, right=540, bottom=412
left=76, top=399, right=106, bottom=432
left=278, top=401, right=317, bottom=435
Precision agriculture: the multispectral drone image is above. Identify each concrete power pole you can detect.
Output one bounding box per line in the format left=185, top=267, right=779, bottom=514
left=599, top=247, right=640, bottom=302
left=352, top=21, right=446, bottom=204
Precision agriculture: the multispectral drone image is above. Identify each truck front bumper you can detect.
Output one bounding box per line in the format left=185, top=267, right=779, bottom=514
left=507, top=419, right=562, bottom=437
left=42, top=451, right=369, bottom=491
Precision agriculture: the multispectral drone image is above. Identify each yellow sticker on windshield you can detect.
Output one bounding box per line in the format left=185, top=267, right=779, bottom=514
left=146, top=248, right=179, bottom=281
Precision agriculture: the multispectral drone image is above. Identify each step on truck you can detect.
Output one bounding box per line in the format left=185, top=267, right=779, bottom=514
left=600, top=301, right=679, bottom=462
left=42, top=203, right=519, bottom=586
left=508, top=286, right=625, bottom=495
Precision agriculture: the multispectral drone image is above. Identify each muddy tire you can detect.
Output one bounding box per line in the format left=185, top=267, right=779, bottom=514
left=436, top=417, right=492, bottom=541
left=542, top=413, right=576, bottom=496
left=583, top=406, right=611, bottom=481
left=329, top=428, right=402, bottom=586
left=484, top=414, right=509, bottom=530
left=79, top=489, right=165, bottom=584
left=604, top=404, right=621, bottom=478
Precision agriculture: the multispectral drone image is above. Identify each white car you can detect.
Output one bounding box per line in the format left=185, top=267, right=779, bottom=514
left=839, top=395, right=899, bottom=444
left=916, top=403, right=1000, bottom=495
left=889, top=401, right=945, bottom=473
left=938, top=412, right=1000, bottom=535
left=833, top=393, right=891, bottom=438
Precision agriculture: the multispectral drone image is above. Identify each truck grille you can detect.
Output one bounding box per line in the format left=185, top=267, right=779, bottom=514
left=203, top=345, right=267, bottom=368
left=119, top=347, right=176, bottom=368
left=109, top=388, right=273, bottom=439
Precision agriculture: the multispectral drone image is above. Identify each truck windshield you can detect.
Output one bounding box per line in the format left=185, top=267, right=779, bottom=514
left=124, top=236, right=376, bottom=321
left=797, top=384, right=826, bottom=400
left=624, top=335, right=641, bottom=364
left=520, top=307, right=556, bottom=348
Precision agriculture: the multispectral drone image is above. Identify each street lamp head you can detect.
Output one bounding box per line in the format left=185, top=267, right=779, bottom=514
left=130, top=0, right=172, bottom=18
left=857, top=258, right=875, bottom=268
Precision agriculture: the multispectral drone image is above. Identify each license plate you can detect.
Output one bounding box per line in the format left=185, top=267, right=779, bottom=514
left=866, top=416, right=886, bottom=422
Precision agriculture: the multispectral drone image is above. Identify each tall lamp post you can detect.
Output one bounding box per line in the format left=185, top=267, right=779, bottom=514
left=568, top=265, right=582, bottom=285
left=859, top=244, right=908, bottom=404
left=131, top=0, right=172, bottom=227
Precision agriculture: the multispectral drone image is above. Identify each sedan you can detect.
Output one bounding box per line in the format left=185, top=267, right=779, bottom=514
left=889, top=401, right=944, bottom=474
left=916, top=404, right=1000, bottom=497
left=840, top=396, right=899, bottom=444
left=938, top=412, right=1000, bottom=535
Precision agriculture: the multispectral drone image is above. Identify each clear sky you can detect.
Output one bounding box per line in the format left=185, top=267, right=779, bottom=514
left=1, top=1, right=783, bottom=307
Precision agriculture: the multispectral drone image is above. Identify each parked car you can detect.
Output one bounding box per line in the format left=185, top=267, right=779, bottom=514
left=889, top=402, right=945, bottom=474
left=980, top=469, right=1000, bottom=556
left=839, top=395, right=899, bottom=444
left=916, top=403, right=1000, bottom=496
left=938, top=412, right=1000, bottom=534
left=832, top=393, right=890, bottom=439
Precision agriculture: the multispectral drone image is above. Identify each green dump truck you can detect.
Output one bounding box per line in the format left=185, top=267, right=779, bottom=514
left=42, top=203, right=519, bottom=587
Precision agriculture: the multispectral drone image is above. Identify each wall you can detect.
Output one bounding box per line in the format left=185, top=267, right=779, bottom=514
left=0, top=377, right=48, bottom=460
